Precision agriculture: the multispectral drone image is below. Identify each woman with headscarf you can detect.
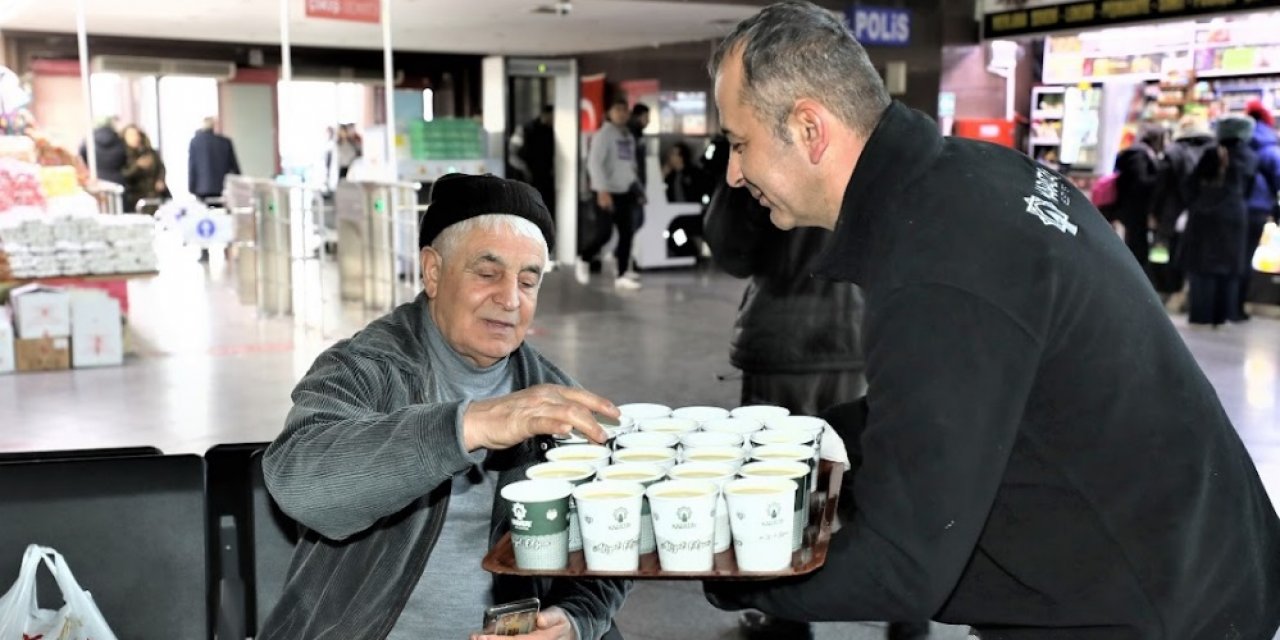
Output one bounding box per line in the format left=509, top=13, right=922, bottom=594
left=121, top=125, right=167, bottom=213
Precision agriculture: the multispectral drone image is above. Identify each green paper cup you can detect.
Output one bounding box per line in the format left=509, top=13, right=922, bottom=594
left=501, top=479, right=574, bottom=570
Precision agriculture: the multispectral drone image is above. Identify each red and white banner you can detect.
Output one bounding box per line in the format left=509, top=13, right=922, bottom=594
left=580, top=74, right=606, bottom=134
left=305, top=0, right=381, bottom=24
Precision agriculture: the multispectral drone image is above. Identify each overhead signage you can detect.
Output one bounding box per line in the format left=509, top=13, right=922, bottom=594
left=984, top=0, right=1280, bottom=38
left=846, top=6, right=911, bottom=46
left=305, top=0, right=381, bottom=24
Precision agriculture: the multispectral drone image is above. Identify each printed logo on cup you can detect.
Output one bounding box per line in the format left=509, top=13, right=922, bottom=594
left=610, top=507, right=630, bottom=529
left=512, top=502, right=531, bottom=530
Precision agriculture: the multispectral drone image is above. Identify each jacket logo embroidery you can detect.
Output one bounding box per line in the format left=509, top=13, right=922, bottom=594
left=1025, top=168, right=1078, bottom=236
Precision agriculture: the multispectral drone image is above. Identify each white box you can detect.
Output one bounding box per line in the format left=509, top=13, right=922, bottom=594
left=71, top=290, right=123, bottom=368
left=0, top=308, right=14, bottom=374
left=10, top=283, right=71, bottom=339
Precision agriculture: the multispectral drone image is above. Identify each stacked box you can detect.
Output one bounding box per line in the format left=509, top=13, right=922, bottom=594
left=0, top=212, right=157, bottom=278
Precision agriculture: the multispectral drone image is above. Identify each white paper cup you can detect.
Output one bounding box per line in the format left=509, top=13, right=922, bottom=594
left=724, top=477, right=797, bottom=572
left=668, top=462, right=737, bottom=553
left=597, top=463, right=666, bottom=555
left=546, top=444, right=612, bottom=472
left=615, top=431, right=680, bottom=451
left=703, top=417, right=765, bottom=450
left=679, top=430, right=744, bottom=452
left=750, top=430, right=820, bottom=492
left=527, top=462, right=596, bottom=553
left=596, top=413, right=637, bottom=440
left=574, top=480, right=646, bottom=572
left=646, top=480, right=719, bottom=572
left=671, top=406, right=731, bottom=425
left=637, top=417, right=700, bottom=437
left=731, top=405, right=791, bottom=423
left=618, top=403, right=673, bottom=420
left=682, top=445, right=747, bottom=472
left=613, top=447, right=678, bottom=473
left=739, top=461, right=810, bottom=551
left=501, top=479, right=575, bottom=570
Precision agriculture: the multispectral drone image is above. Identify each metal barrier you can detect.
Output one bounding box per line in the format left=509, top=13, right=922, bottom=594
left=88, top=181, right=125, bottom=214
left=335, top=180, right=422, bottom=312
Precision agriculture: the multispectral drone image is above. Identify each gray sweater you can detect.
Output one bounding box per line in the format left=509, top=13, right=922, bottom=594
left=260, top=294, right=630, bottom=640
left=587, top=122, right=638, bottom=195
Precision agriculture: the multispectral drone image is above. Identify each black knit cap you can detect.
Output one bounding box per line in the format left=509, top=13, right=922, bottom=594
left=419, top=173, right=555, bottom=249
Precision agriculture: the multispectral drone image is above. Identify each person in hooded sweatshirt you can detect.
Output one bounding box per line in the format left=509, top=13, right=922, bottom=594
left=1152, top=116, right=1217, bottom=304
left=1113, top=125, right=1165, bottom=273
left=1181, top=115, right=1257, bottom=327
left=1242, top=100, right=1280, bottom=319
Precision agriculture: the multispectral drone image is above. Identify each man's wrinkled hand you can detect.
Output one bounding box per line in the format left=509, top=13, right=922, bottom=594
left=470, top=606, right=576, bottom=640
left=463, top=385, right=618, bottom=451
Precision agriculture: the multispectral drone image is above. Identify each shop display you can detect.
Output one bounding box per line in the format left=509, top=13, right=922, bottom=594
left=0, top=159, right=46, bottom=213
left=1030, top=86, right=1065, bottom=165
left=0, top=213, right=157, bottom=279
left=1059, top=86, right=1102, bottom=169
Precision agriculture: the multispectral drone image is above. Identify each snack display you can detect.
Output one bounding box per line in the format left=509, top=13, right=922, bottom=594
left=0, top=212, right=157, bottom=279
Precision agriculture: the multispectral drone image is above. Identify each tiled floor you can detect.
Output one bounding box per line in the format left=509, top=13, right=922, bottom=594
left=2, top=243, right=1278, bottom=639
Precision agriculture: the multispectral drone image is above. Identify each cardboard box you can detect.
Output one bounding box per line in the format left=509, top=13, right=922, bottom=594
left=10, top=283, right=71, bottom=339
left=0, top=308, right=14, bottom=374
left=71, top=290, right=123, bottom=368
left=15, top=336, right=71, bottom=372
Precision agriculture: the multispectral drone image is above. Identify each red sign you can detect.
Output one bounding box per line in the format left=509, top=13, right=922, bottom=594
left=305, top=0, right=381, bottom=24
left=580, top=74, right=605, bottom=133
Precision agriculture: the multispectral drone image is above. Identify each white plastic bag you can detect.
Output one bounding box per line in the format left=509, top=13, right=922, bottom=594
left=0, top=545, right=118, bottom=640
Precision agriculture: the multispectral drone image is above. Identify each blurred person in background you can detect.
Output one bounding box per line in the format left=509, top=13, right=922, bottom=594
left=627, top=103, right=653, bottom=271
left=662, top=142, right=710, bottom=204
left=1152, top=115, right=1216, bottom=310
left=1243, top=100, right=1280, bottom=319
left=1182, top=115, right=1257, bottom=328
left=335, top=123, right=363, bottom=181
left=189, top=116, right=241, bottom=203
left=121, top=124, right=167, bottom=214
left=514, top=105, right=557, bottom=215
left=579, top=99, right=643, bottom=290
left=1113, top=124, right=1165, bottom=274
left=79, top=115, right=126, bottom=186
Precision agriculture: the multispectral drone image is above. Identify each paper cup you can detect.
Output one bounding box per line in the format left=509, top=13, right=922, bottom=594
left=501, top=479, right=574, bottom=570
left=739, top=461, right=810, bottom=551
left=618, top=403, right=673, bottom=421
left=637, top=417, right=700, bottom=437
left=724, top=477, right=797, bottom=572
left=597, top=463, right=666, bottom=555
left=682, top=445, right=747, bottom=472
left=596, top=413, right=637, bottom=440
left=546, top=444, right=612, bottom=472
left=751, top=429, right=820, bottom=493
left=646, top=480, right=719, bottom=572
left=703, top=417, right=765, bottom=450
left=679, top=430, right=744, bottom=452
left=615, top=431, right=680, bottom=451
left=527, top=462, right=596, bottom=553
left=731, top=405, right=791, bottom=423
left=613, top=446, right=678, bottom=473
left=672, top=406, right=731, bottom=425
left=669, top=462, right=737, bottom=553
left=574, top=480, right=646, bottom=572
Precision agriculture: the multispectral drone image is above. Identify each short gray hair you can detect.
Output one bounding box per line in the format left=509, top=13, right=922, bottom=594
left=709, top=1, right=890, bottom=142
left=431, top=214, right=549, bottom=265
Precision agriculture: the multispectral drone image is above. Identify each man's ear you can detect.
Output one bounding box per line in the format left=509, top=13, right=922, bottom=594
left=792, top=99, right=831, bottom=165
left=421, top=247, right=443, bottom=298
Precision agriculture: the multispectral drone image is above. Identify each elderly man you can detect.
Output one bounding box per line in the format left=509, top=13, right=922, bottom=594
left=259, top=174, right=629, bottom=640
left=702, top=3, right=1280, bottom=639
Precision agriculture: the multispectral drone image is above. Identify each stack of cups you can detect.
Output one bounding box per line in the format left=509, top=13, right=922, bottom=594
left=760, top=416, right=827, bottom=492
left=753, top=427, right=821, bottom=494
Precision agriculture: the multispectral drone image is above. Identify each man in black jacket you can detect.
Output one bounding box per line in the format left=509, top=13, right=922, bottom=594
left=702, top=3, right=1280, bottom=638
left=1113, top=125, right=1165, bottom=272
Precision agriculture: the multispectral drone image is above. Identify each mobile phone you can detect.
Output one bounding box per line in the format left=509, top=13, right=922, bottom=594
left=482, top=597, right=541, bottom=636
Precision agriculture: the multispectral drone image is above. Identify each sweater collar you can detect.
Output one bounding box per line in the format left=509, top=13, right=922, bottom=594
left=814, top=101, right=944, bottom=283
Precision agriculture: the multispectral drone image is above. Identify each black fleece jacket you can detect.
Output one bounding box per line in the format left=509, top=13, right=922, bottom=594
left=706, top=102, right=1280, bottom=640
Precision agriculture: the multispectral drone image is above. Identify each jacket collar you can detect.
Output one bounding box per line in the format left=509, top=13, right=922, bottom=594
left=814, top=101, right=944, bottom=284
